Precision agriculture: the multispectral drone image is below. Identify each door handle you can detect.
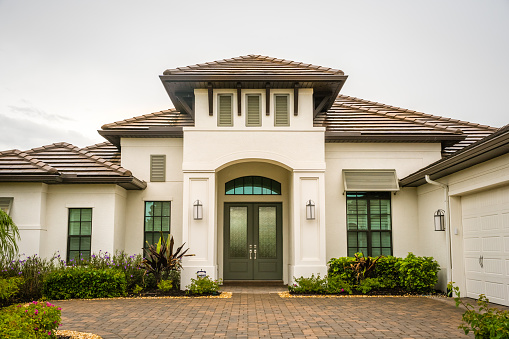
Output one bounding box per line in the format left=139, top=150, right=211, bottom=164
left=479, top=255, right=483, bottom=268
left=254, top=244, right=257, bottom=260
left=249, top=244, right=252, bottom=260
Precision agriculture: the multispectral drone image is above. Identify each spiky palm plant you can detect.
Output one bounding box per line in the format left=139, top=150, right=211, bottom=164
left=0, top=209, right=20, bottom=261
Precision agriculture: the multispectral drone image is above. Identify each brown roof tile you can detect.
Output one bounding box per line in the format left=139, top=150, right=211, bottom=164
left=25, top=142, right=132, bottom=177
left=317, top=95, right=496, bottom=155
left=82, top=142, right=121, bottom=165
left=101, top=109, right=194, bottom=130
left=163, top=55, right=344, bottom=76
left=0, top=149, right=59, bottom=174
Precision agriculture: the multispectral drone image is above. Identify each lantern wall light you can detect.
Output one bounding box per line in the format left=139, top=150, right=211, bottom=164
left=434, top=209, right=445, bottom=231
left=306, top=200, right=315, bottom=220
left=193, top=200, right=203, bottom=220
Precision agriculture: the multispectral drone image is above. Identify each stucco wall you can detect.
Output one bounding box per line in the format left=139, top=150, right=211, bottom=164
left=121, top=138, right=184, bottom=254
left=324, top=142, right=442, bottom=262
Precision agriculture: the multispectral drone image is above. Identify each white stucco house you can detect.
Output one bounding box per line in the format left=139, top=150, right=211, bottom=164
left=1, top=55, right=508, bottom=304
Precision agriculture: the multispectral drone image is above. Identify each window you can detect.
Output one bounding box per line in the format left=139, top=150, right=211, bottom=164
left=274, top=94, right=289, bottom=126
left=150, top=155, right=166, bottom=182
left=225, top=176, right=281, bottom=195
left=346, top=192, right=392, bottom=257
left=246, top=94, right=261, bottom=126
left=0, top=197, right=13, bottom=215
left=218, top=94, right=233, bottom=126
left=144, top=201, right=171, bottom=246
left=67, top=208, right=92, bottom=261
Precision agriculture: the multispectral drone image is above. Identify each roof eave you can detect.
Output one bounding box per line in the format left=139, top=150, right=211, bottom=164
left=159, top=74, right=348, bottom=82
left=324, top=132, right=466, bottom=143
left=60, top=175, right=147, bottom=190
left=400, top=128, right=509, bottom=187
left=98, top=128, right=184, bottom=147
left=0, top=175, right=62, bottom=183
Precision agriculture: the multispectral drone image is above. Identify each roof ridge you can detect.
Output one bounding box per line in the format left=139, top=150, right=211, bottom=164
left=336, top=98, right=463, bottom=134
left=101, top=108, right=178, bottom=129
left=0, top=149, right=59, bottom=174
left=164, top=55, right=344, bottom=75
left=26, top=142, right=132, bottom=176
left=337, top=95, right=497, bottom=131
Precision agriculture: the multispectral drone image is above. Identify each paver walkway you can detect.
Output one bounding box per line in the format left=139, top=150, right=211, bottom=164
left=57, top=291, right=473, bottom=338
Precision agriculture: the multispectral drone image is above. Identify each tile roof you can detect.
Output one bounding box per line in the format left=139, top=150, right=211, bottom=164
left=101, top=109, right=194, bottom=130
left=24, top=142, right=131, bottom=177
left=162, top=55, right=344, bottom=76
left=82, top=142, right=121, bottom=165
left=0, top=149, right=58, bottom=174
left=316, top=95, right=497, bottom=155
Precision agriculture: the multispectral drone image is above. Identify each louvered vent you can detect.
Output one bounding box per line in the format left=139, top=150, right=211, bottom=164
left=150, top=155, right=166, bottom=182
left=343, top=170, right=399, bottom=191
left=246, top=95, right=261, bottom=126
left=274, top=95, right=289, bottom=126
left=218, top=94, right=233, bottom=126
left=0, top=197, right=13, bottom=215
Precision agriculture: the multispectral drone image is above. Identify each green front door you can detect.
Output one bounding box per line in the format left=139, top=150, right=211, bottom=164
left=224, top=203, right=282, bottom=280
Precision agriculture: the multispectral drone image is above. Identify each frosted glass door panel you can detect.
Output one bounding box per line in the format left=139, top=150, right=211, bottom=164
left=229, top=207, right=248, bottom=258
left=258, top=207, right=277, bottom=259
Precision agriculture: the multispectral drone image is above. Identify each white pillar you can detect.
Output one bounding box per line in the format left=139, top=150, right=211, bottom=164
left=288, top=170, right=327, bottom=283
left=180, top=171, right=217, bottom=289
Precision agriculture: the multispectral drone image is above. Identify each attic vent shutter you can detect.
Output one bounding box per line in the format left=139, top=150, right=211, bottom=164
left=218, top=94, right=233, bottom=126
left=274, top=95, right=289, bottom=126
left=246, top=95, right=261, bottom=126
left=150, top=155, right=166, bottom=182
left=343, top=170, right=399, bottom=192
left=0, top=197, right=13, bottom=215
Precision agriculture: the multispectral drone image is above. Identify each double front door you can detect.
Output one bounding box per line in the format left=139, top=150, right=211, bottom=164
left=223, top=203, right=282, bottom=280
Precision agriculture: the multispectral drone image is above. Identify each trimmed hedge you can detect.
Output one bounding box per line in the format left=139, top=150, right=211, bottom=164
left=42, top=267, right=126, bottom=300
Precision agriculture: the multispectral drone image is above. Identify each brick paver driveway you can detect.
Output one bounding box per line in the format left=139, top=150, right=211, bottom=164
left=57, top=294, right=471, bottom=338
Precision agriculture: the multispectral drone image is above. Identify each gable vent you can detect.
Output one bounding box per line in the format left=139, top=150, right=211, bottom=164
left=150, top=155, right=166, bottom=182
left=0, top=197, right=13, bottom=215
left=218, top=94, right=233, bottom=126
left=274, top=94, right=289, bottom=126
left=246, top=95, right=261, bottom=126
left=343, top=170, right=399, bottom=192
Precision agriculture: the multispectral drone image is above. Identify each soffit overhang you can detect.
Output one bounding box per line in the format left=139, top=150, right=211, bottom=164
left=98, top=127, right=184, bottom=147
left=400, top=125, right=509, bottom=187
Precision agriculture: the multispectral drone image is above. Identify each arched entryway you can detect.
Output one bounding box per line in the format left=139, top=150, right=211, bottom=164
left=216, top=161, right=291, bottom=282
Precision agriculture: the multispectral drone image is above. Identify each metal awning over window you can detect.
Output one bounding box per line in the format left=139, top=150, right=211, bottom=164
left=0, top=197, right=13, bottom=215
left=343, top=170, right=399, bottom=192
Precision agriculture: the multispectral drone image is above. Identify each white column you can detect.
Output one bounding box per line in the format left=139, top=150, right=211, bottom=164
left=288, top=170, right=327, bottom=283
left=180, top=171, right=217, bottom=289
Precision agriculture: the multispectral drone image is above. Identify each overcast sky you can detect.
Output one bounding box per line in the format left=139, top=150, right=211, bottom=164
left=1, top=0, right=508, bottom=151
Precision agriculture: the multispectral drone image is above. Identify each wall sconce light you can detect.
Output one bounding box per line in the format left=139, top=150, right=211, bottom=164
left=193, top=200, right=203, bottom=220
left=306, top=200, right=315, bottom=220
left=434, top=209, right=445, bottom=231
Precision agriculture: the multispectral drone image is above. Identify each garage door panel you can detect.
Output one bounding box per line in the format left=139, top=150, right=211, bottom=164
left=482, top=236, right=503, bottom=251
left=464, top=237, right=482, bottom=252
left=481, top=214, right=501, bottom=230
left=462, top=186, right=509, bottom=307
left=483, top=258, right=504, bottom=275
left=485, top=282, right=505, bottom=303
left=464, top=256, right=483, bottom=273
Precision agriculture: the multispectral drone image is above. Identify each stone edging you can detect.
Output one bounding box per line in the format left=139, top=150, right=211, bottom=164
left=278, top=291, right=448, bottom=299
left=53, top=291, right=232, bottom=302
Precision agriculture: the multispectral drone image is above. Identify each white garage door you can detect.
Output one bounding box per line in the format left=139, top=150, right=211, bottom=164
left=462, top=186, right=509, bottom=306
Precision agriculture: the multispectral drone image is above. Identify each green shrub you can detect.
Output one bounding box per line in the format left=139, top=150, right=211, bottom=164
left=0, top=301, right=61, bottom=338
left=327, top=257, right=356, bottom=284
left=375, top=256, right=401, bottom=289
left=186, top=276, right=221, bottom=295
left=132, top=284, right=143, bottom=295
left=326, top=275, right=353, bottom=294
left=397, top=253, right=440, bottom=293
left=42, top=267, right=126, bottom=300
left=357, top=277, right=384, bottom=294
left=157, top=279, right=173, bottom=292
left=289, top=274, right=327, bottom=294
left=450, top=283, right=509, bottom=338
left=0, top=277, right=23, bottom=306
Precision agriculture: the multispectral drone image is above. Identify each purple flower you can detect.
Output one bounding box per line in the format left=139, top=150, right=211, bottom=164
left=34, top=309, right=39, bottom=315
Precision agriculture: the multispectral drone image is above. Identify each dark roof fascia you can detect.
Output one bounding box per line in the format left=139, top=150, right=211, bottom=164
left=400, top=126, right=509, bottom=187
left=98, top=127, right=184, bottom=147
left=60, top=175, right=147, bottom=190
left=0, top=175, right=62, bottom=183
left=160, top=74, right=348, bottom=82
left=325, top=132, right=466, bottom=143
